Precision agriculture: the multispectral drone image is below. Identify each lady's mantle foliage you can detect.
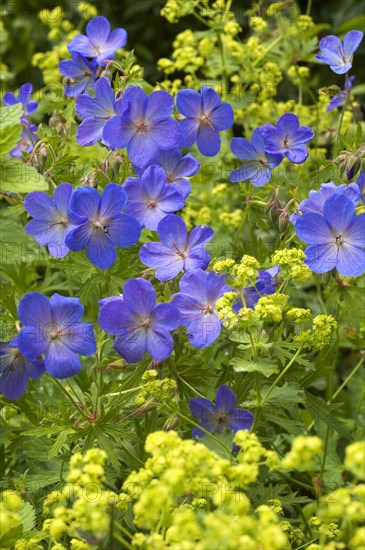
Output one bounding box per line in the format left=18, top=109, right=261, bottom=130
left=24, top=183, right=87, bottom=258
left=230, top=128, right=283, bottom=186
left=189, top=385, right=254, bottom=439
left=295, top=194, right=365, bottom=277
left=76, top=77, right=125, bottom=146
left=0, top=338, right=45, bottom=400
left=261, top=113, right=315, bottom=164
left=65, top=183, right=141, bottom=269
left=67, top=15, right=127, bottom=64
left=98, top=278, right=180, bottom=363
left=176, top=86, right=234, bottom=156
left=172, top=269, right=230, bottom=348
left=139, top=214, right=214, bottom=281
left=102, top=86, right=181, bottom=168
left=123, top=165, right=186, bottom=231
left=316, top=30, right=363, bottom=74
left=17, top=293, right=96, bottom=379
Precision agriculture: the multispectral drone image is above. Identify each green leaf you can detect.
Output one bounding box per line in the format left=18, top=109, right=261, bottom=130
left=0, top=103, right=22, bottom=156
left=231, top=357, right=279, bottom=378
left=261, top=383, right=305, bottom=408
left=0, top=159, right=49, bottom=192
left=17, top=501, right=36, bottom=533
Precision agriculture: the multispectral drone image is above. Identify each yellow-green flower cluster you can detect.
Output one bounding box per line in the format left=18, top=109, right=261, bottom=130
left=216, top=291, right=239, bottom=329
left=281, top=435, right=323, bottom=471
left=135, top=377, right=177, bottom=406
left=0, top=490, right=23, bottom=540
left=312, top=315, right=337, bottom=350
left=160, top=0, right=200, bottom=24
left=272, top=248, right=312, bottom=283
left=287, top=307, right=312, bottom=323
left=158, top=30, right=204, bottom=75
left=231, top=255, right=260, bottom=287
left=249, top=16, right=268, bottom=32
left=255, top=293, right=288, bottom=322
left=345, top=441, right=365, bottom=480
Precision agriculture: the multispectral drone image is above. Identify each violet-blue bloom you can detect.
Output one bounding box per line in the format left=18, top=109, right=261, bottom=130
left=233, top=266, right=280, bottom=311
left=25, top=183, right=87, bottom=258
left=172, top=269, right=230, bottom=348
left=59, top=52, right=97, bottom=97
left=295, top=194, right=365, bottom=277
left=316, top=31, right=363, bottom=74
left=189, top=385, right=254, bottom=440
left=0, top=337, right=45, bottom=400
left=262, top=113, right=314, bottom=164
left=176, top=86, right=234, bottom=157
left=98, top=278, right=180, bottom=363
left=290, top=182, right=360, bottom=225
left=76, top=77, right=125, bottom=146
left=230, top=128, right=283, bottom=186
left=326, top=76, right=355, bottom=111
left=68, top=16, right=127, bottom=64
left=102, top=86, right=181, bottom=168
left=139, top=214, right=214, bottom=281
left=356, top=170, right=365, bottom=205
left=17, top=293, right=96, bottom=379
left=123, top=165, right=185, bottom=231
left=2, top=82, right=38, bottom=116
left=10, top=121, right=38, bottom=158
left=66, top=183, right=141, bottom=269
left=136, top=149, right=199, bottom=198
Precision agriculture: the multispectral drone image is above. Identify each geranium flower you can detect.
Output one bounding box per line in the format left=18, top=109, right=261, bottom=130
left=172, top=269, right=230, bottom=348
left=10, top=121, right=38, bottom=158
left=68, top=16, right=127, bottom=64
left=139, top=214, right=214, bottom=281
left=102, top=86, right=181, bottom=168
left=262, top=114, right=314, bottom=164
left=189, top=385, right=254, bottom=440
left=137, top=148, right=199, bottom=198
left=356, top=171, right=365, bottom=205
left=295, top=194, right=365, bottom=277
left=98, top=278, right=180, bottom=363
left=25, top=183, right=87, bottom=258
left=123, top=165, right=185, bottom=231
left=233, top=266, right=280, bottom=310
left=230, top=128, right=283, bottom=186
left=76, top=77, right=125, bottom=146
left=0, top=337, right=45, bottom=400
left=326, top=76, right=355, bottom=111
left=290, top=182, right=360, bottom=225
left=316, top=31, right=363, bottom=74
left=17, top=293, right=96, bottom=378
left=2, top=82, right=38, bottom=116
left=66, top=183, right=141, bottom=269
left=176, top=86, right=234, bottom=156
left=59, top=52, right=97, bottom=97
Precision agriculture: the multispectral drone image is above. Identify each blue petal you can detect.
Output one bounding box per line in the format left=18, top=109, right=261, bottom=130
left=123, top=278, right=156, bottom=317
left=17, top=326, right=49, bottom=361
left=86, top=16, right=110, bottom=46
left=343, top=30, right=363, bottom=59
left=152, top=303, right=181, bottom=331
left=189, top=397, right=215, bottom=419
left=49, top=293, right=84, bottom=326
left=100, top=183, right=127, bottom=219
left=210, top=103, right=234, bottom=131
left=337, top=244, right=365, bottom=277
left=18, top=292, right=52, bottom=326
left=346, top=213, right=365, bottom=247
left=77, top=118, right=105, bottom=146
left=0, top=367, right=28, bottom=400
left=146, top=91, right=174, bottom=122
left=230, top=137, right=257, bottom=161
left=179, top=118, right=199, bottom=148
left=186, top=313, right=221, bottom=348
left=295, top=213, right=332, bottom=244
left=87, top=231, right=117, bottom=269
left=215, top=385, right=237, bottom=412
left=304, top=243, right=338, bottom=273
left=24, top=192, right=58, bottom=221
left=230, top=408, right=254, bottom=432
left=139, top=242, right=183, bottom=281
left=69, top=186, right=100, bottom=219
left=188, top=225, right=214, bottom=248
left=114, top=329, right=147, bottom=363
left=285, top=145, right=309, bottom=164
left=323, top=194, right=356, bottom=235
left=146, top=328, right=174, bottom=361
left=157, top=214, right=188, bottom=247
left=149, top=118, right=181, bottom=151
left=176, top=89, right=202, bottom=118
left=197, top=125, right=221, bottom=157
left=45, top=341, right=82, bottom=378
left=61, top=323, right=96, bottom=356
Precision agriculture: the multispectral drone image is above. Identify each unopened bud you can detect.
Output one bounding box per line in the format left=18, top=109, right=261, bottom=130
left=319, top=85, right=341, bottom=98
left=278, top=209, right=289, bottom=232
left=346, top=152, right=361, bottom=180
left=80, top=172, right=98, bottom=187
left=163, top=415, right=179, bottom=431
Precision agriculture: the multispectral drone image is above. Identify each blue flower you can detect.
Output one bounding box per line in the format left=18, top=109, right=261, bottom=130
left=65, top=183, right=141, bottom=269
left=172, top=268, right=230, bottom=348
left=139, top=214, right=214, bottom=281
left=189, top=385, right=254, bottom=441
left=2, top=82, right=38, bottom=117
left=25, top=183, right=87, bottom=258
left=102, top=86, right=181, bottom=168
left=295, top=194, right=365, bottom=277
left=0, top=337, right=45, bottom=400
left=17, top=293, right=96, bottom=379
left=230, top=128, right=283, bottom=186
left=262, top=114, right=314, bottom=164
left=10, top=121, right=38, bottom=158
left=98, top=278, right=180, bottom=363
left=76, top=77, right=125, bottom=146
left=290, top=182, right=360, bottom=225
left=137, top=148, right=199, bottom=198
left=233, top=266, right=280, bottom=311
left=59, top=52, right=97, bottom=97
left=176, top=86, right=234, bottom=156
left=68, top=16, right=127, bottom=65
left=123, top=166, right=186, bottom=231
left=356, top=170, right=365, bottom=205
left=326, top=76, right=355, bottom=111
left=316, top=31, right=363, bottom=74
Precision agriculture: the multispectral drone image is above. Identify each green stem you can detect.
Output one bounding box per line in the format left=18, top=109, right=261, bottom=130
left=335, top=73, right=349, bottom=156
left=262, top=345, right=304, bottom=404
left=179, top=376, right=206, bottom=399
left=113, top=532, right=134, bottom=550
left=306, top=0, right=313, bottom=15
left=49, top=375, right=89, bottom=420
left=114, top=520, right=133, bottom=540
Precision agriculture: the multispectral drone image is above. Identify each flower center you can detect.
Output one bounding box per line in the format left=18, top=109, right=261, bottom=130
left=166, top=173, right=173, bottom=183
left=199, top=304, right=214, bottom=315
left=136, top=121, right=149, bottom=134
left=49, top=217, right=68, bottom=229
left=335, top=234, right=343, bottom=248
left=283, top=135, right=290, bottom=147
left=200, top=114, right=214, bottom=130
left=171, top=242, right=187, bottom=259
left=48, top=326, right=62, bottom=342
left=94, top=220, right=111, bottom=235
left=147, top=199, right=157, bottom=209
